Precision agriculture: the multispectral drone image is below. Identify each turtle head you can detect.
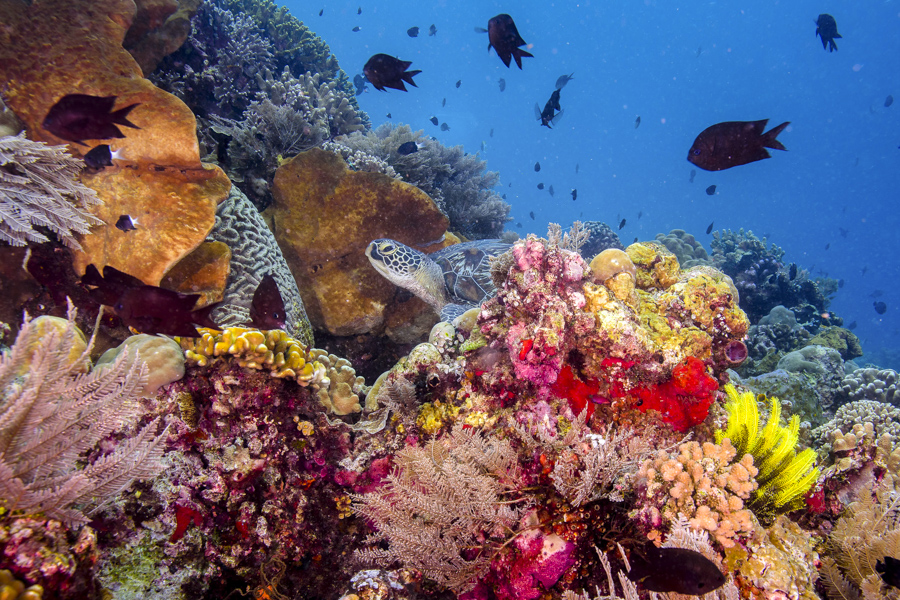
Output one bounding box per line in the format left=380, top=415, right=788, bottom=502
left=366, top=239, right=448, bottom=312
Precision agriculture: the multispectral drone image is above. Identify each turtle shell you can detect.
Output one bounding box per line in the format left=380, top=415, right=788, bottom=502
left=432, top=240, right=511, bottom=305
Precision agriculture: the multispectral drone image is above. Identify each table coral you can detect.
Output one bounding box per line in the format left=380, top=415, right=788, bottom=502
left=0, top=0, right=230, bottom=286
left=634, top=439, right=758, bottom=548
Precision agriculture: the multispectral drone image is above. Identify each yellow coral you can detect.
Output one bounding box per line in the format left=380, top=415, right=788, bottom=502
left=0, top=570, right=43, bottom=600
left=715, top=384, right=819, bottom=516
left=178, top=327, right=327, bottom=384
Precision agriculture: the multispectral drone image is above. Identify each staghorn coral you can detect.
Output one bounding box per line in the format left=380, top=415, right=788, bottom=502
left=205, top=184, right=313, bottom=344
left=330, top=124, right=511, bottom=239
left=715, top=385, right=819, bottom=517
left=820, top=477, right=900, bottom=600
left=838, top=367, right=899, bottom=407
left=634, top=439, right=758, bottom=548
left=0, top=309, right=167, bottom=525
left=655, top=229, right=710, bottom=268
left=352, top=423, right=528, bottom=593
left=0, top=134, right=103, bottom=250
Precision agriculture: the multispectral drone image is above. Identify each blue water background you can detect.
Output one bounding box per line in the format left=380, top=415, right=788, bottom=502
left=282, top=0, right=900, bottom=366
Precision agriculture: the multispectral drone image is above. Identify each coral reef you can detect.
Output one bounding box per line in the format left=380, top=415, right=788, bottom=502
left=738, top=515, right=820, bottom=600
left=655, top=229, right=710, bottom=268
left=820, top=477, right=900, bottom=600
left=578, top=221, right=624, bottom=261
left=267, top=148, right=450, bottom=337
left=353, top=424, right=528, bottom=593
left=838, top=367, right=899, bottom=407
left=634, top=439, right=758, bottom=548
left=0, top=515, right=98, bottom=599
left=329, top=124, right=511, bottom=239
left=811, top=400, right=900, bottom=447
left=709, top=229, right=834, bottom=325
left=0, top=134, right=103, bottom=250
left=206, top=184, right=313, bottom=345
left=124, top=0, right=201, bottom=75
left=0, top=311, right=167, bottom=524
left=0, top=0, right=231, bottom=286
left=715, top=385, right=819, bottom=516
left=804, top=326, right=863, bottom=361
left=743, top=305, right=811, bottom=372
left=0, top=569, right=43, bottom=600
left=208, top=68, right=366, bottom=206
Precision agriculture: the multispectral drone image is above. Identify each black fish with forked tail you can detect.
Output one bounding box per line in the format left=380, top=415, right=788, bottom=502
left=487, top=14, right=533, bottom=69
left=688, top=120, right=789, bottom=171
left=43, top=94, right=140, bottom=145
left=363, top=54, right=421, bottom=91
left=815, top=14, right=842, bottom=52
left=536, top=89, right=563, bottom=128
left=81, top=264, right=220, bottom=337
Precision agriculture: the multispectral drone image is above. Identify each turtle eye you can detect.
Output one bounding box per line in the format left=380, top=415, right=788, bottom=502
left=381, top=243, right=395, bottom=253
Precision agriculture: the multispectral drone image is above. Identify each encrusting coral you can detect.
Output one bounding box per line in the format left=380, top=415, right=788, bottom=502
left=715, top=384, right=819, bottom=516
left=0, top=0, right=231, bottom=286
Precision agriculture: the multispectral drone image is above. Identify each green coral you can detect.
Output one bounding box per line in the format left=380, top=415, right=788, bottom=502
left=716, top=384, right=819, bottom=518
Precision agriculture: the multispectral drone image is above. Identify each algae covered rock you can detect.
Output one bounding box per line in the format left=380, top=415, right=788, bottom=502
left=268, top=148, right=449, bottom=336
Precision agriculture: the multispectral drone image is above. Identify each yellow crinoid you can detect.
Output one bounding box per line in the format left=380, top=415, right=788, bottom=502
left=716, top=384, right=819, bottom=517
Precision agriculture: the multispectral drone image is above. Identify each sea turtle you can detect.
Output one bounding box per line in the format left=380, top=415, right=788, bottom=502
left=366, top=238, right=512, bottom=321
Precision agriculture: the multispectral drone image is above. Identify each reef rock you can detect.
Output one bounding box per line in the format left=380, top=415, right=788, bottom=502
left=268, top=148, right=450, bottom=337
left=0, top=0, right=230, bottom=287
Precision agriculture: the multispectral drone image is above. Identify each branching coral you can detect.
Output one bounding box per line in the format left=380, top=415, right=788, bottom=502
left=635, top=439, right=758, bottom=548
left=715, top=384, right=819, bottom=517
left=352, top=424, right=528, bottom=593
left=150, top=0, right=276, bottom=119
left=209, top=68, right=366, bottom=205
left=330, top=124, right=511, bottom=239
left=0, top=134, right=103, bottom=250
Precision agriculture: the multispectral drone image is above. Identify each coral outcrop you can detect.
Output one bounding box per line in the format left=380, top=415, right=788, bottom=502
left=0, top=0, right=231, bottom=286
left=328, top=124, right=511, bottom=239
left=206, top=185, right=313, bottom=344
left=635, top=439, right=758, bottom=548
left=267, top=148, right=450, bottom=337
